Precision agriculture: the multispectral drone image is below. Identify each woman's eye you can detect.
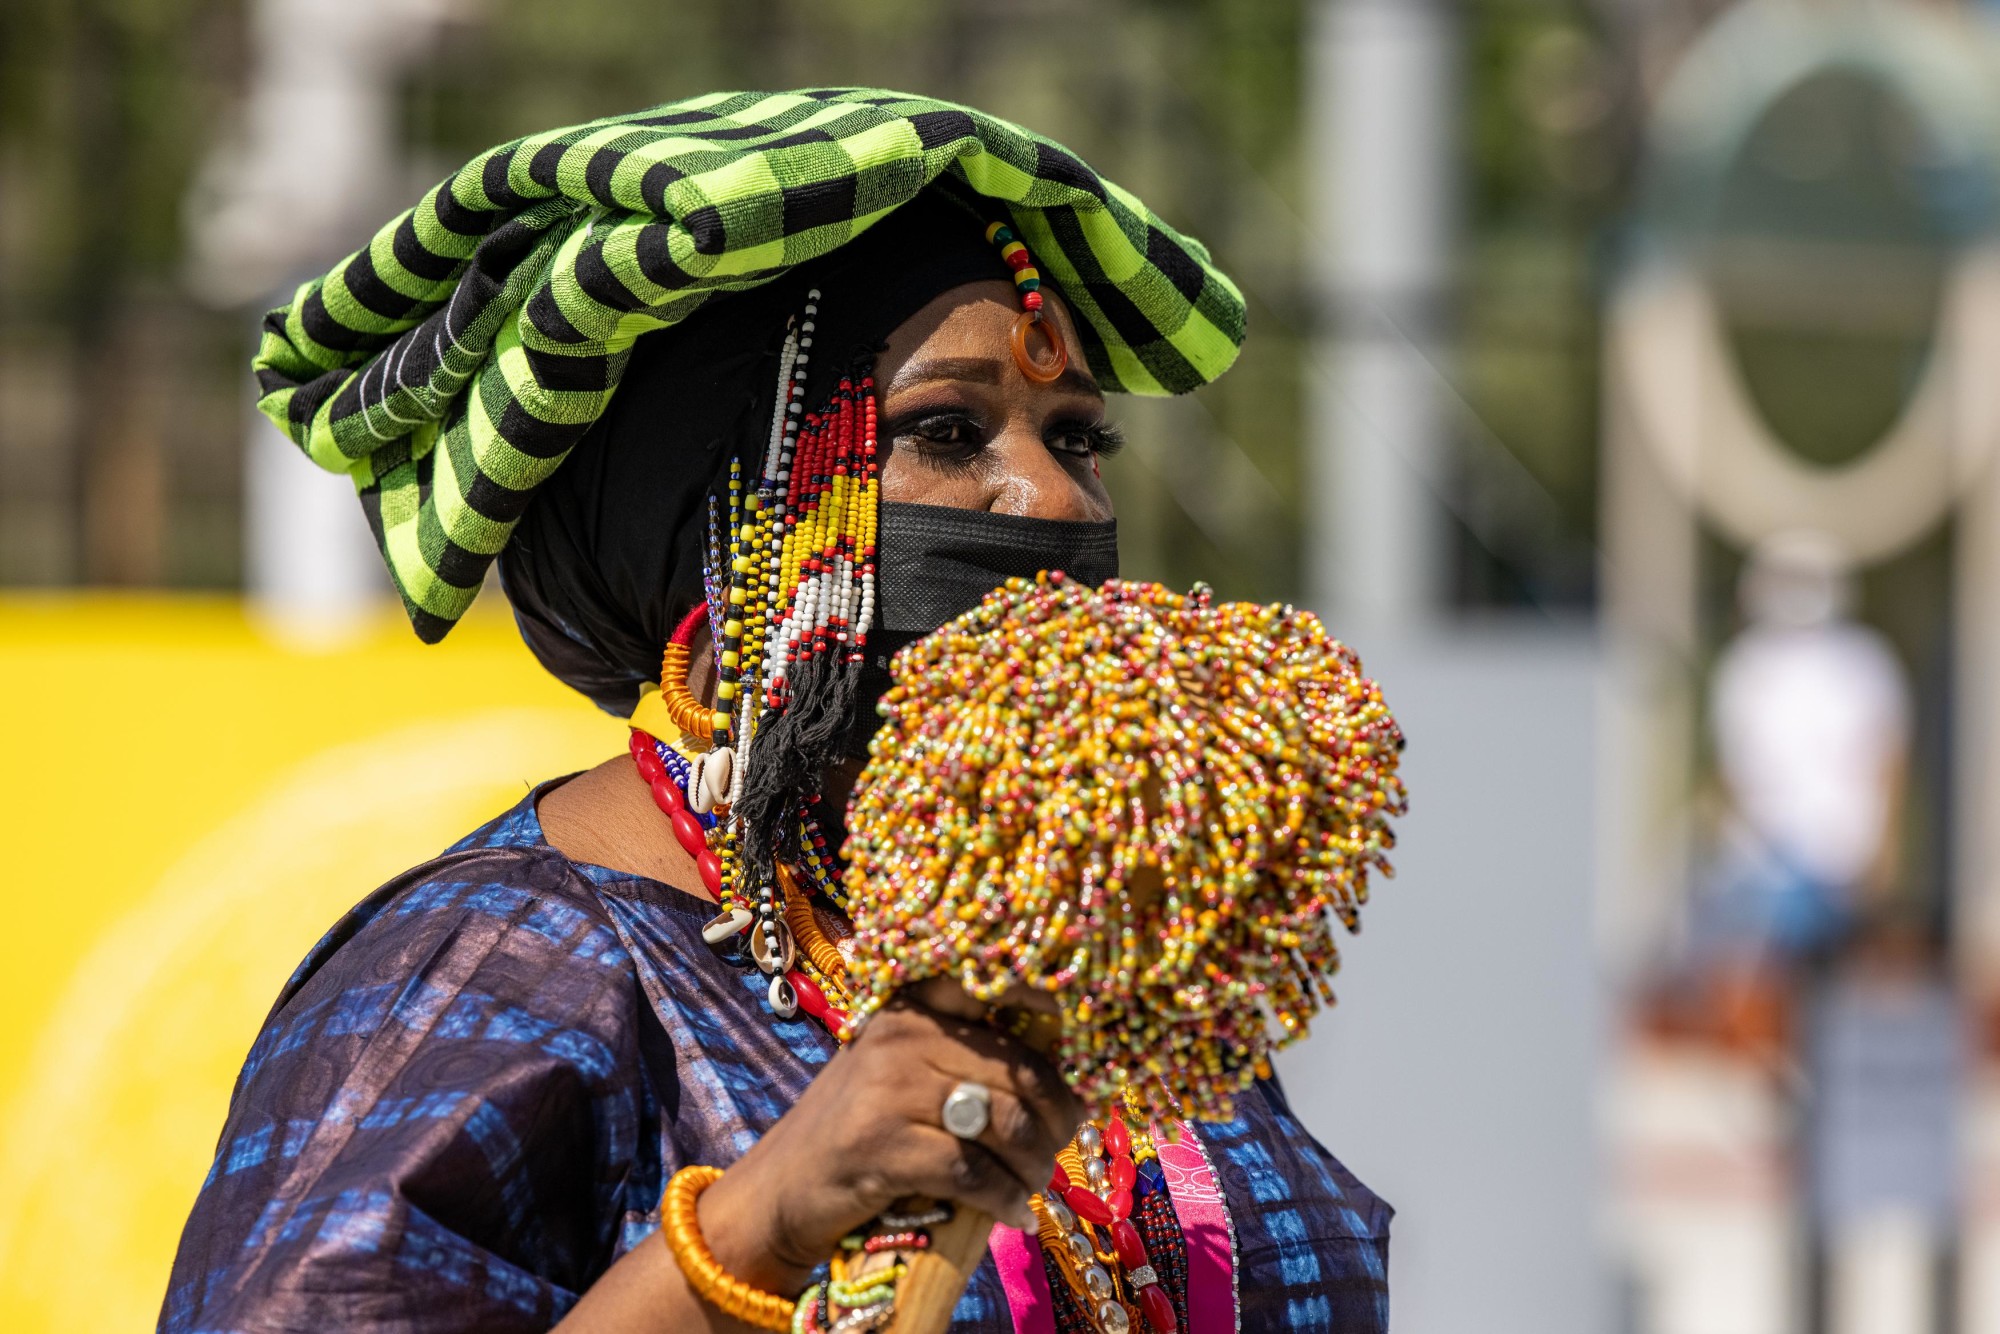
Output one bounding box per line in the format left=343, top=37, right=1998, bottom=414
left=1048, top=421, right=1126, bottom=459
left=907, top=414, right=982, bottom=448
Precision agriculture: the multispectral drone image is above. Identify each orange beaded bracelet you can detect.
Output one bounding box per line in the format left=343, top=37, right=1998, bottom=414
left=660, top=1165, right=795, bottom=1331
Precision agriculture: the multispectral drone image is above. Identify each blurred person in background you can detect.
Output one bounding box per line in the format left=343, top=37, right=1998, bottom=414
left=1649, top=530, right=1912, bottom=1055
left=1703, top=530, right=1911, bottom=968
left=157, top=91, right=1392, bottom=1334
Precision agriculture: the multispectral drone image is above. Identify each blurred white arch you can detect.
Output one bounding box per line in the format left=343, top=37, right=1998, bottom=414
left=1610, top=246, right=2000, bottom=565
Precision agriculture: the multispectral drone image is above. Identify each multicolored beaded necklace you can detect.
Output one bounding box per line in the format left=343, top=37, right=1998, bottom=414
left=627, top=224, right=1381, bottom=1334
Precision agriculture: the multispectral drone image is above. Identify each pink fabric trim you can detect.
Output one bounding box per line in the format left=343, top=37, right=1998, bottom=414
left=993, top=1122, right=1238, bottom=1333
left=991, top=1220, right=1057, bottom=1334
left=1157, top=1123, right=1238, bottom=1332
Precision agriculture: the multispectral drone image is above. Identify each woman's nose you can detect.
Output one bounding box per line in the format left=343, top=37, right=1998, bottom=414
left=986, top=428, right=1109, bottom=522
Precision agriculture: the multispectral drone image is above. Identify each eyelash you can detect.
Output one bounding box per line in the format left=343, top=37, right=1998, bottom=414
left=1063, top=421, right=1125, bottom=459
left=896, top=412, right=1125, bottom=466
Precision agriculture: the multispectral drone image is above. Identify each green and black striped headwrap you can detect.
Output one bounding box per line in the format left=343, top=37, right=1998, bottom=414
left=254, top=88, right=1246, bottom=641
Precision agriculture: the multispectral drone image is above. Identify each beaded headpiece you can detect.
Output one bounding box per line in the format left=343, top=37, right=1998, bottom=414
left=986, top=219, right=1069, bottom=384
left=630, top=288, right=877, bottom=998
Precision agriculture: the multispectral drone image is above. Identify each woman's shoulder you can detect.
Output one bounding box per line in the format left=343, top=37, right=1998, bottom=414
left=1200, top=1077, right=1393, bottom=1330
left=261, top=791, right=638, bottom=1044
left=165, top=795, right=663, bottom=1330
left=212, top=791, right=655, bottom=1193
left=1231, top=1077, right=1394, bottom=1236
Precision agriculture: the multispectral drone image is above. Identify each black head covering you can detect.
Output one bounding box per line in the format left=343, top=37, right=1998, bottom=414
left=498, top=189, right=1015, bottom=715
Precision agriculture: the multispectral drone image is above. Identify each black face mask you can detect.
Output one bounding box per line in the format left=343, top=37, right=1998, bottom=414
left=843, top=501, right=1120, bottom=757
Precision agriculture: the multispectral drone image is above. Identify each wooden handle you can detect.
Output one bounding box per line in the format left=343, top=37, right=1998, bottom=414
left=881, top=1199, right=997, bottom=1333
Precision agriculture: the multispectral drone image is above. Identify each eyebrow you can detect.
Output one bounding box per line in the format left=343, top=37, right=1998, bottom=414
left=886, top=355, right=1102, bottom=400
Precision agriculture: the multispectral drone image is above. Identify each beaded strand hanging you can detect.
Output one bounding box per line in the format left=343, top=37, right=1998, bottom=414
left=636, top=275, right=878, bottom=984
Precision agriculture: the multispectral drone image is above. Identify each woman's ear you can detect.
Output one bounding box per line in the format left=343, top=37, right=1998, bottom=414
left=688, top=619, right=718, bottom=708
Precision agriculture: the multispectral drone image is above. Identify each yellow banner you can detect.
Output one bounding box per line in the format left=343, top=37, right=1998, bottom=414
left=0, top=597, right=619, bottom=1331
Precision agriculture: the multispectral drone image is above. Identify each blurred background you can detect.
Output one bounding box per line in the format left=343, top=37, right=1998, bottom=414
left=2, top=0, right=1995, bottom=1329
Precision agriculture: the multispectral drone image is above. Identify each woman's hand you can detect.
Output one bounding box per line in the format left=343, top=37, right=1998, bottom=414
left=554, top=979, right=1077, bottom=1332
left=697, top=978, right=1083, bottom=1297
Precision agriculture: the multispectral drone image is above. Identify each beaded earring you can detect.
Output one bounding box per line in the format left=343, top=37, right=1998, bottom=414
left=631, top=283, right=876, bottom=1020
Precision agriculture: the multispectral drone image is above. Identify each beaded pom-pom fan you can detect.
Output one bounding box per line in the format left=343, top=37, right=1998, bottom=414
left=842, top=573, right=1408, bottom=1124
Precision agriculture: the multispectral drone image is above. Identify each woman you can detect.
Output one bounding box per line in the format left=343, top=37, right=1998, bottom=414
left=163, top=90, right=1390, bottom=1333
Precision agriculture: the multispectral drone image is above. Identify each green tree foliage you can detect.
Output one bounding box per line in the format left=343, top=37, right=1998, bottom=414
left=0, top=0, right=246, bottom=585
left=0, top=0, right=1614, bottom=609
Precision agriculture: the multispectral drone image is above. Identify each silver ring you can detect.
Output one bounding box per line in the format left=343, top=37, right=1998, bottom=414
left=940, top=1081, right=992, bottom=1140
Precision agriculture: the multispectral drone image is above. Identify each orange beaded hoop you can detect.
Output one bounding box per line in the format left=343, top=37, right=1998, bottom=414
left=661, top=1165, right=795, bottom=1331
left=985, top=220, right=1069, bottom=384
left=1010, top=309, right=1068, bottom=384
left=658, top=604, right=716, bottom=741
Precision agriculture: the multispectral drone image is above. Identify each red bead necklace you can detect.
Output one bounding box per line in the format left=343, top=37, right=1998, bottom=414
left=632, top=726, right=853, bottom=1036
left=1047, top=1113, right=1178, bottom=1334
left=629, top=728, right=724, bottom=898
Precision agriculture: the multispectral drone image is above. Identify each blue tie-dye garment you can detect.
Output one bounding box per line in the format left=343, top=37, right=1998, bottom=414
left=161, top=786, right=1391, bottom=1332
